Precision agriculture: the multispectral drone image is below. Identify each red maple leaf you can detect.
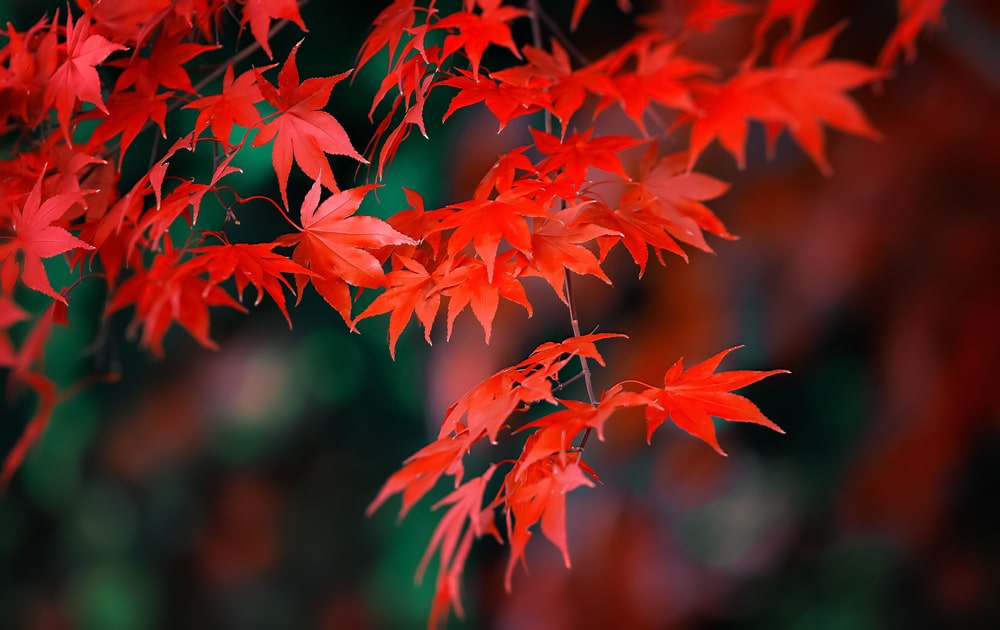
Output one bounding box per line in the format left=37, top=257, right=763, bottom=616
left=0, top=171, right=94, bottom=303
left=252, top=43, right=366, bottom=208
left=503, top=452, right=595, bottom=590
left=106, top=242, right=246, bottom=357
left=438, top=190, right=551, bottom=282
left=239, top=0, right=307, bottom=59
left=186, top=64, right=268, bottom=148
left=275, top=179, right=415, bottom=326
left=496, top=41, right=615, bottom=127
left=85, top=88, right=170, bottom=160
left=642, top=346, right=787, bottom=454
left=187, top=242, right=312, bottom=326
left=879, top=0, right=946, bottom=69
left=442, top=255, right=531, bottom=343
left=595, top=34, right=709, bottom=132
left=761, top=24, right=884, bottom=173
left=745, top=0, right=818, bottom=66
left=580, top=199, right=688, bottom=273
left=74, top=0, right=171, bottom=44
left=44, top=11, right=126, bottom=140
left=518, top=385, right=652, bottom=466
left=356, top=0, right=417, bottom=72
left=526, top=207, right=615, bottom=302
left=628, top=148, right=733, bottom=252
left=441, top=69, right=544, bottom=130
left=435, top=0, right=527, bottom=81
left=366, top=434, right=472, bottom=519
left=638, top=0, right=752, bottom=34
left=112, top=30, right=217, bottom=93
left=419, top=466, right=501, bottom=629
left=353, top=254, right=446, bottom=358
left=688, top=24, right=882, bottom=173
left=532, top=128, right=641, bottom=186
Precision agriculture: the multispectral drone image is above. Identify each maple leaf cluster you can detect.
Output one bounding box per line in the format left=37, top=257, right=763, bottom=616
left=0, top=0, right=943, bottom=626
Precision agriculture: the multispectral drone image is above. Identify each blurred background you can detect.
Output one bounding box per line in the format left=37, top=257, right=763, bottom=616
left=1, top=0, right=998, bottom=628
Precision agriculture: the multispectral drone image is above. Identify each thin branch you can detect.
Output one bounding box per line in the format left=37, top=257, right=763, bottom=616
left=532, top=2, right=592, bottom=66
left=564, top=272, right=599, bottom=450
left=527, top=0, right=554, bottom=135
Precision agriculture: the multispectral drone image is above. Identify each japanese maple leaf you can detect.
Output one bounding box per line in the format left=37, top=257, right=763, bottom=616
left=436, top=330, right=622, bottom=443
left=436, top=369, right=524, bottom=445
left=112, top=31, right=216, bottom=93
left=761, top=0, right=817, bottom=39
left=527, top=209, right=616, bottom=303
left=474, top=147, right=536, bottom=199
left=745, top=0, right=818, bottom=66
left=637, top=0, right=752, bottom=34
left=253, top=44, right=366, bottom=209
left=642, top=346, right=787, bottom=455
left=518, top=385, right=652, bottom=468
left=0, top=16, right=58, bottom=127
left=187, top=242, right=312, bottom=326
left=685, top=71, right=780, bottom=170
left=106, top=243, right=246, bottom=357
left=374, top=73, right=432, bottom=180
left=240, top=0, right=307, bottom=59
left=353, top=254, right=445, bottom=358
left=439, top=190, right=551, bottom=282
left=688, top=25, right=882, bottom=173
left=630, top=148, right=733, bottom=252
left=44, top=11, right=126, bottom=140
left=441, top=69, right=544, bottom=131
left=85, top=88, right=170, bottom=161
left=765, top=24, right=884, bottom=173
left=514, top=333, right=624, bottom=374
left=879, top=0, right=946, bottom=69
left=579, top=199, right=687, bottom=274
left=532, top=128, right=641, bottom=187
left=421, top=467, right=501, bottom=630
left=356, top=0, right=417, bottom=72
left=498, top=41, right=614, bottom=127
left=186, top=64, right=267, bottom=148
left=507, top=333, right=626, bottom=408
left=442, top=255, right=531, bottom=344
left=595, top=34, right=710, bottom=132
left=75, top=0, right=171, bottom=44
left=366, top=434, right=471, bottom=519
left=503, top=453, right=595, bottom=591
left=129, top=181, right=207, bottom=251
left=435, top=0, right=527, bottom=80
left=274, top=179, right=415, bottom=326
left=0, top=172, right=94, bottom=303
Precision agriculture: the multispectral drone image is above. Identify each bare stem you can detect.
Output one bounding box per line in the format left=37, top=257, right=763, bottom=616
left=526, top=0, right=554, bottom=135
left=564, top=272, right=599, bottom=450
left=532, top=2, right=592, bottom=66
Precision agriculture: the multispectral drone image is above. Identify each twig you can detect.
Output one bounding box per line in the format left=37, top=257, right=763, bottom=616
left=564, top=272, right=599, bottom=450
left=532, top=2, right=592, bottom=66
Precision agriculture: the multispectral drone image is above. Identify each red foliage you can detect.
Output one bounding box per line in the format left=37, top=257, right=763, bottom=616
left=0, top=0, right=941, bottom=626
